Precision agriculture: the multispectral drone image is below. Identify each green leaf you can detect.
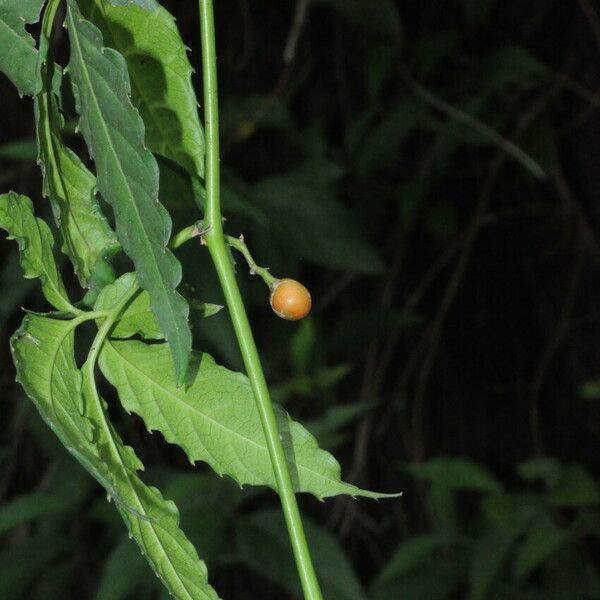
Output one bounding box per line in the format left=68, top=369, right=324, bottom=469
left=95, top=273, right=221, bottom=340
left=0, top=492, right=71, bottom=536
left=11, top=313, right=220, bottom=600
left=254, top=165, right=384, bottom=275
left=105, top=0, right=159, bottom=10
left=481, top=45, right=546, bottom=91
left=36, top=62, right=119, bottom=286
left=65, top=1, right=191, bottom=383
left=468, top=528, right=519, bottom=600
left=95, top=537, right=150, bottom=600
left=237, top=509, right=367, bottom=600
left=98, top=315, right=397, bottom=499
left=0, top=0, right=44, bottom=96
left=405, top=457, right=502, bottom=493
left=547, top=464, right=600, bottom=507
left=0, top=533, right=68, bottom=600
left=0, top=192, right=75, bottom=313
left=513, top=514, right=569, bottom=583
left=373, top=535, right=449, bottom=587
left=80, top=0, right=204, bottom=177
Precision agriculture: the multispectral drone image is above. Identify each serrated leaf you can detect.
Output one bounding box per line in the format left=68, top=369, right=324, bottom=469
left=0, top=192, right=75, bottom=313
left=98, top=329, right=399, bottom=500
left=95, top=273, right=221, bottom=340
left=80, top=0, right=204, bottom=177
left=11, top=313, right=220, bottom=600
left=0, top=0, right=45, bottom=96
left=35, top=62, right=119, bottom=286
left=65, top=1, right=191, bottom=383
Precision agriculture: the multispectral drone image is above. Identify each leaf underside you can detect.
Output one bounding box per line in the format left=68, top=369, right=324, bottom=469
left=65, top=0, right=191, bottom=382
left=96, top=275, right=399, bottom=501
left=0, top=192, right=74, bottom=313
left=11, top=313, right=221, bottom=600
left=35, top=62, right=119, bottom=286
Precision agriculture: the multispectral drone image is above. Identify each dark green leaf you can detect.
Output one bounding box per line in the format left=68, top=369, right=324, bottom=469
left=405, top=457, right=502, bottom=493
left=237, top=509, right=367, bottom=600
left=0, top=0, right=45, bottom=96
left=513, top=515, right=570, bottom=583
left=80, top=0, right=204, bottom=177
left=468, top=528, right=520, bottom=600
left=65, top=1, right=191, bottom=382
left=36, top=62, right=119, bottom=286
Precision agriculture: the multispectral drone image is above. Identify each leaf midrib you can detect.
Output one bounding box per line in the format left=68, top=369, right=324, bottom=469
left=107, top=340, right=361, bottom=496
left=66, top=5, right=182, bottom=350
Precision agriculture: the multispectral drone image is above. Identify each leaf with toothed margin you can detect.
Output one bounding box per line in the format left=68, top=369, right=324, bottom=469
left=35, top=60, right=120, bottom=287
left=97, top=277, right=401, bottom=501
left=79, top=0, right=204, bottom=177
left=0, top=0, right=45, bottom=96
left=65, top=0, right=192, bottom=384
left=0, top=192, right=75, bottom=313
left=11, top=313, right=221, bottom=600
left=96, top=273, right=222, bottom=340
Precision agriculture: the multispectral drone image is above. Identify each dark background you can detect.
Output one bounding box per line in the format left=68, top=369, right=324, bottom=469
left=1, top=0, right=600, bottom=598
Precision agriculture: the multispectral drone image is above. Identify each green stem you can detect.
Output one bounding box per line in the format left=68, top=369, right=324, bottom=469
left=226, top=234, right=279, bottom=288
left=197, top=2, right=323, bottom=599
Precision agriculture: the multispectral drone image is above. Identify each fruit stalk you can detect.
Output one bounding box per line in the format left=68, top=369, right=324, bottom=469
left=197, top=2, right=323, bottom=598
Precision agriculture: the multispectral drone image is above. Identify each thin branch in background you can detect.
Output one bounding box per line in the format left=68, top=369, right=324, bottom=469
left=529, top=249, right=583, bottom=455
left=401, top=68, right=547, bottom=180
left=577, top=0, right=600, bottom=49
left=553, top=164, right=600, bottom=261
left=284, top=0, right=310, bottom=64
left=399, top=90, right=555, bottom=462
left=232, top=0, right=254, bottom=71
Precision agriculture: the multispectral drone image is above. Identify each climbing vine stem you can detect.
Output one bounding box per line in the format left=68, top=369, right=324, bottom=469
left=197, top=1, right=323, bottom=598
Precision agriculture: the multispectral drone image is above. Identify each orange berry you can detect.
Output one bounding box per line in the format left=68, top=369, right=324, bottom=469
left=270, top=278, right=312, bottom=321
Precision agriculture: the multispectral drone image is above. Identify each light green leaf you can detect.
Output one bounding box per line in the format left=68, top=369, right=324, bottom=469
left=0, top=192, right=75, bottom=313
left=11, top=313, right=220, bottom=600
left=0, top=0, right=44, bottom=96
left=99, top=332, right=398, bottom=500
left=80, top=0, right=204, bottom=177
left=237, top=509, right=367, bottom=600
left=95, top=273, right=221, bottom=340
left=105, top=0, right=159, bottom=10
left=65, top=1, right=191, bottom=383
left=35, top=63, right=119, bottom=286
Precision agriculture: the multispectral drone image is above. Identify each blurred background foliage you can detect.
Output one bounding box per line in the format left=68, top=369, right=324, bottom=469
left=1, top=0, right=600, bottom=598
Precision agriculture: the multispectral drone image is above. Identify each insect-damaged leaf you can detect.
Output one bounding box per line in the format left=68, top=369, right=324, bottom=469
left=65, top=0, right=192, bottom=383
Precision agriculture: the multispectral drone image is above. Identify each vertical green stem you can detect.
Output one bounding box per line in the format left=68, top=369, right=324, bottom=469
left=197, top=2, right=323, bottom=599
